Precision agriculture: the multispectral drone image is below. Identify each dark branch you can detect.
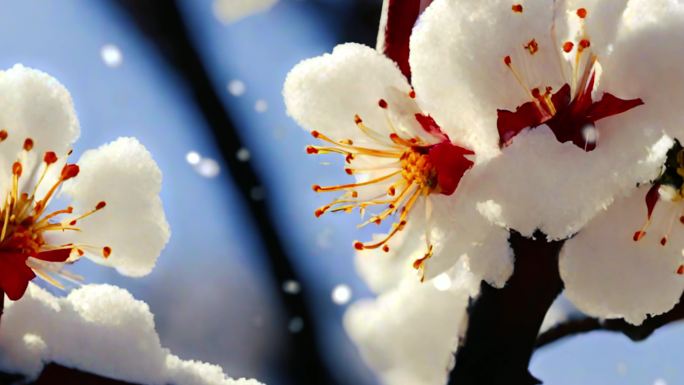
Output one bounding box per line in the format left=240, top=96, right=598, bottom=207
left=537, top=296, right=684, bottom=348
left=448, top=231, right=565, bottom=385
left=107, top=1, right=338, bottom=384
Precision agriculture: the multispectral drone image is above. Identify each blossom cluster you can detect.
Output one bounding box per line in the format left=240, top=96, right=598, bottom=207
left=285, top=0, right=684, bottom=383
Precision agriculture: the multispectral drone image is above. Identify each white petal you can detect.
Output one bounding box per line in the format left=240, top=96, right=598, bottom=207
left=539, top=295, right=583, bottom=334
left=470, top=128, right=671, bottom=239
left=58, top=137, right=170, bottom=277
left=0, top=65, right=80, bottom=193
left=422, top=173, right=513, bottom=286
left=284, top=43, right=412, bottom=146
left=355, top=221, right=424, bottom=294
left=600, top=0, right=684, bottom=141
left=560, top=186, right=684, bottom=325
left=0, top=284, right=263, bottom=385
left=344, top=263, right=478, bottom=385
left=561, top=0, right=629, bottom=57
left=410, top=0, right=563, bottom=159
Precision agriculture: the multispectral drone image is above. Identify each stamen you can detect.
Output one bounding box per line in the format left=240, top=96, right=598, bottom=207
left=312, top=170, right=401, bottom=193
left=0, top=130, right=8, bottom=142
left=23, top=138, right=34, bottom=152
left=511, top=4, right=523, bottom=13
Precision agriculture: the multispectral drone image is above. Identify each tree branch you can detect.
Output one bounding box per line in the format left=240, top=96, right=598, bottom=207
left=537, top=296, right=684, bottom=348
left=108, top=1, right=338, bottom=384
left=448, top=231, right=565, bottom=385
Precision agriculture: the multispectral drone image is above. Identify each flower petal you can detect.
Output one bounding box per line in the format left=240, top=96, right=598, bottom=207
left=0, top=284, right=264, bottom=385
left=58, top=137, right=170, bottom=277
left=410, top=0, right=562, bottom=159
left=422, top=175, right=513, bottom=286
left=0, top=65, right=79, bottom=193
left=560, top=186, right=684, bottom=325
left=601, top=0, right=684, bottom=141
left=284, top=43, right=412, bottom=145
left=344, top=263, right=478, bottom=385
left=470, top=128, right=671, bottom=240
left=355, top=221, right=424, bottom=295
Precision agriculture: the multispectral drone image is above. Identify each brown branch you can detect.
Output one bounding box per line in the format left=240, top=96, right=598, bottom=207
left=448, top=231, right=565, bottom=385
left=537, top=296, right=684, bottom=348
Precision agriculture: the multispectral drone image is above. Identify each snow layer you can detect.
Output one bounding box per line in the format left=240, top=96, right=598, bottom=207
left=0, top=284, right=263, bottom=385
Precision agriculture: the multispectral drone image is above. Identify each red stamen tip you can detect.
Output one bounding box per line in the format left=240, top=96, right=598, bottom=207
left=60, top=164, right=79, bottom=180
left=577, top=8, right=587, bottom=18
left=23, top=138, right=34, bottom=152
left=344, top=168, right=353, bottom=175
left=504, top=55, right=512, bottom=66
left=12, top=161, right=22, bottom=177
left=511, top=4, right=523, bottom=13
left=43, top=151, right=58, bottom=165
left=0, top=130, right=7, bottom=142
left=374, top=218, right=382, bottom=225
left=524, top=39, right=539, bottom=55
left=678, top=265, right=684, bottom=275
left=679, top=215, right=684, bottom=224
left=563, top=41, right=574, bottom=53
left=312, top=184, right=322, bottom=192
left=633, top=230, right=646, bottom=242
left=69, top=220, right=77, bottom=226
left=579, top=39, right=591, bottom=50
left=378, top=99, right=388, bottom=109
left=408, top=90, right=416, bottom=99
left=77, top=248, right=84, bottom=256
left=354, top=115, right=363, bottom=124
left=96, top=201, right=107, bottom=210
left=103, top=246, right=112, bottom=258
left=661, top=237, right=668, bottom=246
left=353, top=241, right=364, bottom=250
left=314, top=208, right=324, bottom=218
left=66, top=206, right=73, bottom=213
left=531, top=87, right=541, bottom=98
left=311, top=130, right=320, bottom=138
left=306, top=146, right=318, bottom=154
left=351, top=191, right=358, bottom=198
left=382, top=245, right=390, bottom=253
left=388, top=186, right=396, bottom=196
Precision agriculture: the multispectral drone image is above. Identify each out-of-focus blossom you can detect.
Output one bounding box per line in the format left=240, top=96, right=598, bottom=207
left=0, top=65, right=169, bottom=300
left=213, top=0, right=277, bottom=24
left=0, top=284, right=264, bottom=385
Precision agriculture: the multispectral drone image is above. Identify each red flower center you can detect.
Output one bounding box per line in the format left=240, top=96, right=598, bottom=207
left=0, top=138, right=110, bottom=300
left=496, top=6, right=643, bottom=151
left=307, top=93, right=474, bottom=264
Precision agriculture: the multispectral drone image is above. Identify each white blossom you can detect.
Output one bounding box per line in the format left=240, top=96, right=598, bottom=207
left=0, top=65, right=169, bottom=300
left=213, top=0, right=277, bottom=24
left=284, top=43, right=512, bottom=286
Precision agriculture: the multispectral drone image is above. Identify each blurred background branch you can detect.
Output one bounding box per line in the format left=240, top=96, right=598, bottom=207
left=108, top=1, right=339, bottom=384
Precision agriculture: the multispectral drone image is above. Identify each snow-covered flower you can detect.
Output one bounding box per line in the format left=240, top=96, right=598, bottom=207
left=213, top=0, right=277, bottom=24
left=0, top=284, right=263, bottom=385
left=0, top=65, right=169, bottom=300
left=408, top=0, right=684, bottom=324
left=410, top=0, right=672, bottom=241
left=284, top=43, right=512, bottom=284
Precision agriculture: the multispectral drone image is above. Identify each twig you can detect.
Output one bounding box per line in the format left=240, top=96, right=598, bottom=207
left=537, top=298, right=684, bottom=348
